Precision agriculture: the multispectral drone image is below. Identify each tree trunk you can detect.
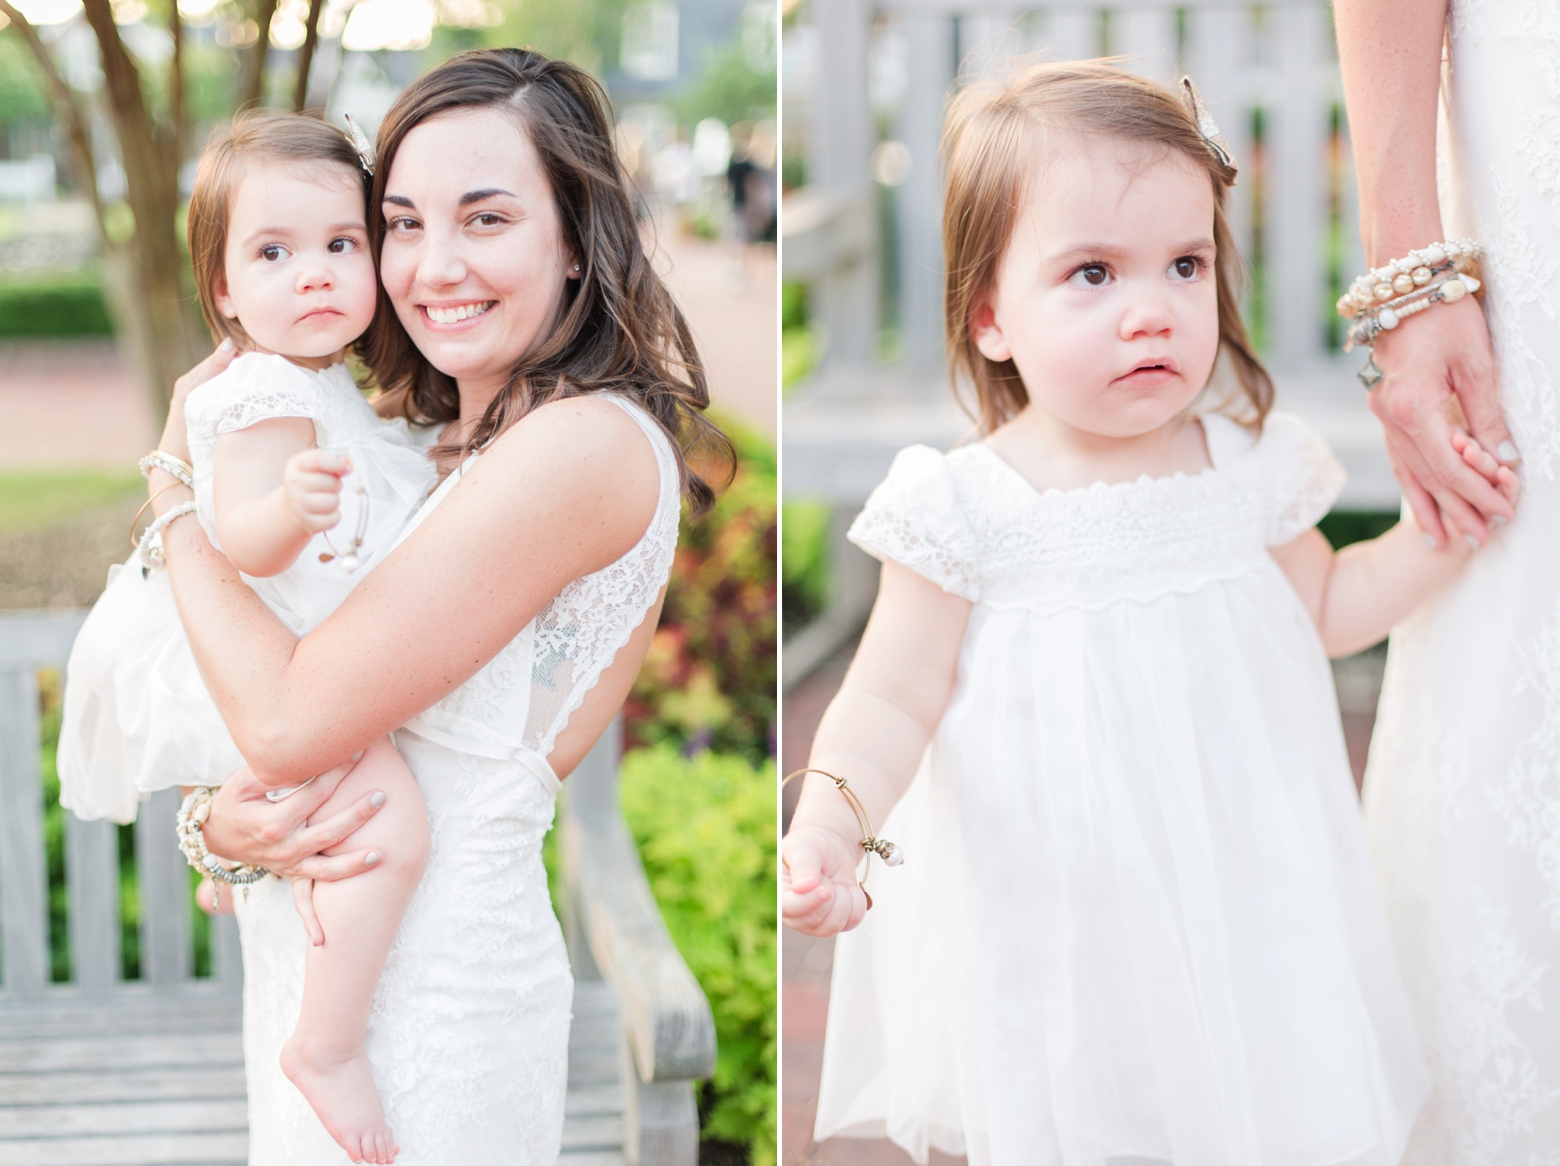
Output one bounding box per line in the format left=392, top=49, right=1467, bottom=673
left=293, top=0, right=326, bottom=112
left=241, top=0, right=280, bottom=109
left=81, top=0, right=207, bottom=421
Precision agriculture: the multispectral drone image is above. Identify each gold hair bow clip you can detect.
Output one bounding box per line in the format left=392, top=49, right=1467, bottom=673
left=343, top=114, right=375, bottom=177
left=1179, top=76, right=1237, bottom=183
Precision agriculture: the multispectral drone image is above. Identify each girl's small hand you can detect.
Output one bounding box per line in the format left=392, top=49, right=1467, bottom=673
left=1451, top=429, right=1520, bottom=514
left=781, top=825, right=870, bottom=937
left=284, top=448, right=352, bottom=534
left=194, top=875, right=235, bottom=916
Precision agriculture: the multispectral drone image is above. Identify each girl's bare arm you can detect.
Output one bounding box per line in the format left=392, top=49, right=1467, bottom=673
left=1273, top=433, right=1517, bottom=657
left=151, top=394, right=659, bottom=787
left=782, top=561, right=970, bottom=937
left=211, top=417, right=322, bottom=577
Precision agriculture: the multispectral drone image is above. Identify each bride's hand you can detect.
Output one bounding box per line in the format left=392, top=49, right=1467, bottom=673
left=781, top=825, right=870, bottom=937
left=155, top=339, right=240, bottom=469
left=199, top=753, right=388, bottom=882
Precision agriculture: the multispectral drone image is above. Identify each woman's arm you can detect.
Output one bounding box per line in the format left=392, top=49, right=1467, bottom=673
left=1335, top=0, right=1517, bottom=547
left=155, top=394, right=659, bottom=786
left=781, top=561, right=970, bottom=937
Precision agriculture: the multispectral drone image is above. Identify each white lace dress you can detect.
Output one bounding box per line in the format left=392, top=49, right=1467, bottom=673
left=815, top=413, right=1430, bottom=1166
left=58, top=353, right=436, bottom=823
left=1362, top=3, right=1560, bottom=1160
left=232, top=394, right=681, bottom=1165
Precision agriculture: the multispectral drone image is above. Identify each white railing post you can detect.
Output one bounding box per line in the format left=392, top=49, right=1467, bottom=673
left=895, top=11, right=956, bottom=371
left=1114, top=5, right=1180, bottom=81
left=807, top=0, right=879, bottom=367
left=0, top=667, right=48, bottom=995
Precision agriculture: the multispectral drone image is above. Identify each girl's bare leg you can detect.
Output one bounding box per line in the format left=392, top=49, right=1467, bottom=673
left=278, top=738, right=429, bottom=1165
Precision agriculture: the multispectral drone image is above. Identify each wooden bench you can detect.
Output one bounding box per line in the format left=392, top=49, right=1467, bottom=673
left=0, top=610, right=714, bottom=1166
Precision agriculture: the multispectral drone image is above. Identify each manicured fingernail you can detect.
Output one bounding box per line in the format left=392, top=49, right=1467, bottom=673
left=370, top=791, right=386, bottom=807
left=365, top=851, right=382, bottom=865
left=1423, top=532, right=1436, bottom=549
left=1498, top=441, right=1520, bottom=462
left=351, top=750, right=365, bottom=762
left=1465, top=533, right=1481, bottom=551
left=1493, top=515, right=1509, bottom=527
left=219, top=337, right=235, bottom=352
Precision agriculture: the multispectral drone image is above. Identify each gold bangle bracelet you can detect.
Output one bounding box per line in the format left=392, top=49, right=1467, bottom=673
left=782, top=767, right=902, bottom=908
left=129, top=482, right=187, bottom=549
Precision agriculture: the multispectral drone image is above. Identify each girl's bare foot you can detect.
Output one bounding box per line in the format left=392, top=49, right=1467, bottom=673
left=280, top=1034, right=398, bottom=1163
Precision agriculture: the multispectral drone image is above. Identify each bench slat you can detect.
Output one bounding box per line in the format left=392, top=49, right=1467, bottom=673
left=0, top=1130, right=247, bottom=1166
left=135, top=787, right=191, bottom=985
left=64, top=816, right=119, bottom=991
left=0, top=670, right=48, bottom=995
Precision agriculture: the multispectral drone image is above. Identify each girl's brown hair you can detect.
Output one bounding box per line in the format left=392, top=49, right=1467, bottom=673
left=187, top=110, right=370, bottom=348
left=943, top=59, right=1272, bottom=434
left=360, top=48, right=732, bottom=515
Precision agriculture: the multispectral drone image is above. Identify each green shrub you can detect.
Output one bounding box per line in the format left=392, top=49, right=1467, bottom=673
left=626, top=418, right=775, bottom=763
left=619, top=745, right=776, bottom=1166
left=0, top=271, right=113, bottom=336
left=780, top=500, right=829, bottom=633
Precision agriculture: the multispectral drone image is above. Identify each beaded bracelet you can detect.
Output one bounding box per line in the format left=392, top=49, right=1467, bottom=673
left=136, top=500, right=198, bottom=578
left=1343, top=271, right=1484, bottom=352
left=1337, top=238, right=1484, bottom=317
left=176, top=786, right=269, bottom=911
left=139, top=450, right=194, bottom=489
left=782, top=768, right=902, bottom=909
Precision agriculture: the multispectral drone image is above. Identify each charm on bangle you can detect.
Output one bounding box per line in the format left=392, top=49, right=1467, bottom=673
left=782, top=768, right=902, bottom=910
left=175, top=786, right=269, bottom=911
left=1358, top=355, right=1385, bottom=391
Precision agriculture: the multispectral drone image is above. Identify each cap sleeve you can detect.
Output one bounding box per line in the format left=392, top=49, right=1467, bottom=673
left=1256, top=412, right=1347, bottom=547
left=847, top=445, right=980, bottom=601
left=186, top=353, right=324, bottom=445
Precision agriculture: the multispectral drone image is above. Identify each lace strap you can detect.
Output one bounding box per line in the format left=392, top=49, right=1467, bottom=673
left=848, top=445, right=981, bottom=602
left=1258, top=413, right=1347, bottom=546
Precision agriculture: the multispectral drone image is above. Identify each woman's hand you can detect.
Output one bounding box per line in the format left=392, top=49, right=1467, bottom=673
left=157, top=339, right=239, bottom=468
left=200, top=754, right=388, bottom=882
left=781, top=824, right=870, bottom=937
left=1368, top=295, right=1517, bottom=548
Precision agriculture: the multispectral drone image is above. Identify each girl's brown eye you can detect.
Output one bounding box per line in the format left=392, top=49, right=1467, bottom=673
left=1082, top=265, right=1107, bottom=285
left=1173, top=257, right=1198, bottom=279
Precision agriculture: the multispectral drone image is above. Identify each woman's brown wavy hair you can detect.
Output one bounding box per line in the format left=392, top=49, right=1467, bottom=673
left=943, top=58, right=1272, bottom=435
left=360, top=48, right=732, bottom=514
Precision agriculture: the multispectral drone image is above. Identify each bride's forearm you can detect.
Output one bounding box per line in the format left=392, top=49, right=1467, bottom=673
left=160, top=511, right=316, bottom=784
left=1335, top=0, right=1449, bottom=263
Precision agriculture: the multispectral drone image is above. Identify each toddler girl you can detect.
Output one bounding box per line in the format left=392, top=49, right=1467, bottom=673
left=781, top=62, right=1517, bottom=1166
left=59, top=111, right=437, bottom=1165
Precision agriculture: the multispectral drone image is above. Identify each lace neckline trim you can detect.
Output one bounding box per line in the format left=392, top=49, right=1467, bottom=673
left=961, top=414, right=1248, bottom=506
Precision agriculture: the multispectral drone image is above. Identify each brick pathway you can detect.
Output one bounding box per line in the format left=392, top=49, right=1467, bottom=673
left=780, top=642, right=1385, bottom=1165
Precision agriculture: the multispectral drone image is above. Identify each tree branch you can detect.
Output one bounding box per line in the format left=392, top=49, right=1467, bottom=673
left=242, top=0, right=280, bottom=109
left=292, top=0, right=324, bottom=112
left=168, top=0, right=186, bottom=157
left=0, top=0, right=108, bottom=241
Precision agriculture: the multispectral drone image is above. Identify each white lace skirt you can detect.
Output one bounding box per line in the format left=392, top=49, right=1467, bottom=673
left=236, top=734, right=571, bottom=1166
left=817, top=570, right=1430, bottom=1165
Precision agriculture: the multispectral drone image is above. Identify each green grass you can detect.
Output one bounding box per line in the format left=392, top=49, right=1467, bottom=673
left=0, top=470, right=143, bottom=536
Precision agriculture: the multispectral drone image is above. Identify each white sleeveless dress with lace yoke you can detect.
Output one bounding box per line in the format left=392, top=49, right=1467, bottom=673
left=233, top=394, right=680, bottom=1165
left=1363, top=3, right=1560, bottom=1160
left=814, top=413, right=1430, bottom=1166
